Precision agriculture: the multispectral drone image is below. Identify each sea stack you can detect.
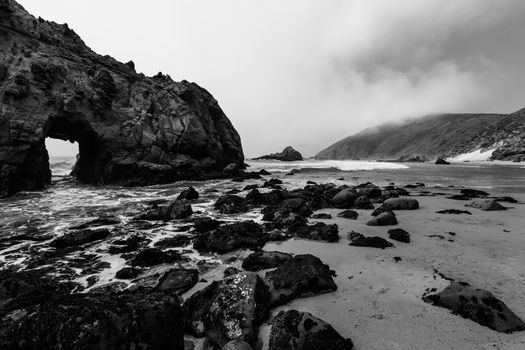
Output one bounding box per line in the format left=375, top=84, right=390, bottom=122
left=0, top=0, right=244, bottom=197
left=255, top=146, right=303, bottom=161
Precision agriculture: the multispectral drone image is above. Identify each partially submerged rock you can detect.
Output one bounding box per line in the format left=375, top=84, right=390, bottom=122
left=466, top=199, right=507, bottom=211
left=51, top=228, right=110, bottom=249
left=69, top=216, right=121, bottom=230
left=242, top=251, right=293, bottom=271
left=423, top=281, right=525, bottom=333
left=131, top=248, right=181, bottom=267
left=264, top=254, right=337, bottom=307
left=193, top=221, right=267, bottom=253
left=348, top=231, right=393, bottom=249
left=268, top=310, right=353, bottom=350
left=177, top=187, right=200, bottom=200
left=183, top=272, right=270, bottom=347
left=215, top=194, right=249, bottom=214
left=255, top=146, right=303, bottom=161
left=435, top=158, right=450, bottom=165
left=140, top=199, right=193, bottom=220
left=311, top=213, right=332, bottom=219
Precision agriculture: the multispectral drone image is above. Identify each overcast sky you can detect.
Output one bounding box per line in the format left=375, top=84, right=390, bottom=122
left=21, top=0, right=525, bottom=158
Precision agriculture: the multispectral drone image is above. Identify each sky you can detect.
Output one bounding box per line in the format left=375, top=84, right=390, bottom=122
left=21, top=0, right=525, bottom=158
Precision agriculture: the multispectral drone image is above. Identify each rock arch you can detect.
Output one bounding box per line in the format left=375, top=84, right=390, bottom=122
left=0, top=0, right=244, bottom=196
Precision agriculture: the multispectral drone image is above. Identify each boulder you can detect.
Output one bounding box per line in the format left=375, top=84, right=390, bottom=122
left=352, top=195, right=374, bottom=209
left=214, top=195, right=249, bottom=214
left=466, top=199, right=507, bottom=211
left=154, top=268, right=199, bottom=294
left=183, top=272, right=270, bottom=347
left=51, top=228, right=110, bottom=249
left=141, top=199, right=193, bottom=220
left=131, top=248, right=181, bottom=267
left=289, top=222, right=339, bottom=243
left=262, top=198, right=312, bottom=227
left=331, top=188, right=358, bottom=209
left=348, top=231, right=393, bottom=249
left=193, top=221, right=267, bottom=253
left=382, top=198, right=419, bottom=210
left=0, top=1, right=244, bottom=197
left=366, top=211, right=398, bottom=226
left=268, top=310, right=353, bottom=350
left=193, top=217, right=223, bottom=233
left=177, top=187, right=199, bottom=200
left=255, top=146, right=303, bottom=161
left=388, top=228, right=411, bottom=243
left=0, top=292, right=184, bottom=349
left=311, top=213, right=332, bottom=219
left=264, top=254, right=337, bottom=307
left=337, top=210, right=358, bottom=220
left=435, top=158, right=450, bottom=165
left=423, top=281, right=525, bottom=333
left=222, top=340, right=253, bottom=350
left=242, top=251, right=293, bottom=271
left=115, top=267, right=141, bottom=280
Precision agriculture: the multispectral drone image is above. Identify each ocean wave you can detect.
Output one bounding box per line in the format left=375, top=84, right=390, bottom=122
left=245, top=159, right=409, bottom=173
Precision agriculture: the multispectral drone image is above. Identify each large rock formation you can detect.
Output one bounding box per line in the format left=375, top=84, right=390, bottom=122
left=315, top=111, right=525, bottom=162
left=0, top=0, right=244, bottom=197
left=255, top=146, right=303, bottom=161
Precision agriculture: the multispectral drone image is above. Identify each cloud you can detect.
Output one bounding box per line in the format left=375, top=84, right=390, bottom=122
left=20, top=0, right=525, bottom=157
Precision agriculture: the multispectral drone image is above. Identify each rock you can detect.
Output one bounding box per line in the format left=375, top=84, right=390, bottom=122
left=355, top=183, right=382, bottom=198
left=311, top=213, right=332, bottom=219
left=262, top=198, right=312, bottom=227
left=222, top=340, right=253, bottom=350
left=242, top=184, right=259, bottom=191
left=466, top=199, right=507, bottom=211
left=268, top=310, right=353, bottom=350
left=388, top=228, right=411, bottom=243
left=108, top=235, right=149, bottom=254
left=141, top=199, right=193, bottom=220
left=115, top=267, right=141, bottom=279
left=183, top=272, right=270, bottom=347
left=491, top=196, right=518, bottom=203
left=461, top=189, right=489, bottom=197
left=436, top=209, right=472, bottom=215
left=348, top=231, right=393, bottom=249
left=423, top=281, right=525, bottom=333
left=381, top=198, right=419, bottom=210
left=289, top=222, right=339, bottom=243
left=131, top=248, right=181, bottom=267
left=0, top=292, right=185, bottom=349
left=154, top=268, right=198, bottom=294
left=352, top=195, right=374, bottom=209
left=193, top=221, right=267, bottom=253
left=255, top=146, right=303, bottom=161
left=223, top=267, right=241, bottom=278
left=331, top=188, right=358, bottom=209
left=337, top=210, right=358, bottom=219
left=214, top=195, right=249, bottom=214
left=264, top=254, right=337, bottom=307
left=51, top=228, right=111, bottom=249
left=242, top=251, right=293, bottom=271
left=435, top=158, right=450, bottom=165
left=193, top=217, right=223, bottom=233
left=178, top=187, right=199, bottom=200
left=263, top=178, right=283, bottom=188
left=366, top=211, right=398, bottom=226
left=154, top=234, right=193, bottom=248
left=69, top=215, right=121, bottom=229
left=0, top=2, right=244, bottom=197
left=447, top=194, right=472, bottom=201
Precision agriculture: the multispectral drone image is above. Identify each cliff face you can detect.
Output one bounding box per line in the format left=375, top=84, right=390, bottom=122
left=315, top=110, right=525, bottom=161
left=0, top=0, right=244, bottom=196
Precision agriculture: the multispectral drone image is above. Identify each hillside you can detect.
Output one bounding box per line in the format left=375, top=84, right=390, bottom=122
left=315, top=109, right=525, bottom=161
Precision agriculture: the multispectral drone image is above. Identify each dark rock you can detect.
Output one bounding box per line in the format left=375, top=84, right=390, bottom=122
left=115, top=267, right=140, bottom=279
left=183, top=272, right=270, bottom=347
left=108, top=234, right=148, bottom=254
left=311, top=213, right=332, bottom=219
left=141, top=199, right=193, bottom=220
left=242, top=251, right=293, bottom=271
left=154, top=234, right=193, bottom=248
left=0, top=292, right=184, bottom=349
left=154, top=268, right=198, bottom=294
left=131, top=248, right=181, bottom=267
left=255, top=146, right=303, bottom=161
left=436, top=209, right=472, bottom=215
left=348, top=231, right=393, bottom=249
left=491, top=196, right=518, bottom=203
left=264, top=254, right=337, bottom=307
left=243, top=184, right=259, bottom=191
left=222, top=340, right=253, bottom=350
left=0, top=3, right=244, bottom=198
left=51, top=228, right=110, bottom=249
left=331, top=188, right=358, bottom=209
left=223, top=267, right=241, bottom=278
left=262, top=198, right=312, bottom=227
left=388, top=228, right=411, bottom=243
left=193, top=217, right=223, bottom=233
left=227, top=189, right=241, bottom=194
left=214, top=194, right=249, bottom=214
left=461, top=189, right=489, bottom=197
left=353, top=195, right=374, bottom=209
left=381, top=198, right=419, bottom=210
left=466, top=199, right=507, bottom=211
left=258, top=169, right=271, bottom=175
left=178, top=186, right=199, bottom=200
left=423, top=281, right=525, bottom=333
left=366, top=211, right=398, bottom=226
left=69, top=215, right=121, bottom=229
left=435, top=158, right=450, bottom=165
left=193, top=221, right=267, bottom=253
left=269, top=310, right=353, bottom=350
left=337, top=210, right=358, bottom=219
left=289, top=222, right=339, bottom=243
left=447, top=194, right=472, bottom=201
left=263, top=178, right=283, bottom=188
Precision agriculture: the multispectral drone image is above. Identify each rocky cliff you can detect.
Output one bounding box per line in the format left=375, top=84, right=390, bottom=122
left=0, top=0, right=244, bottom=197
left=315, top=109, right=525, bottom=161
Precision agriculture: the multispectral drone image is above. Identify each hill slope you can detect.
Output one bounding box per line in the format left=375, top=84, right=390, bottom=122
left=315, top=109, right=525, bottom=161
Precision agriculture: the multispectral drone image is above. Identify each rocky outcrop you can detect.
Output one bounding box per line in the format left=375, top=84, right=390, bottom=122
left=0, top=0, right=244, bottom=197
left=255, top=146, right=303, bottom=161
left=316, top=111, right=525, bottom=162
